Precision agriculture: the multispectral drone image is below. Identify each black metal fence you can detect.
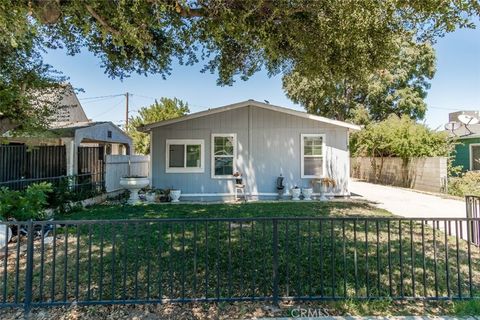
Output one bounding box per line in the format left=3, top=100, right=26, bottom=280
left=0, top=145, right=66, bottom=182
left=0, top=217, right=479, bottom=313
left=0, top=172, right=105, bottom=193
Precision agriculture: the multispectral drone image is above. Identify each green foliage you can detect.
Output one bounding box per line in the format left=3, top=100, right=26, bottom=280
left=448, top=171, right=480, bottom=197
left=351, top=115, right=452, bottom=160
left=282, top=34, right=436, bottom=122
left=127, top=98, right=189, bottom=154
left=0, top=2, right=67, bottom=135
left=0, top=182, right=52, bottom=220
left=1, top=1, right=479, bottom=132
left=4, top=1, right=480, bottom=86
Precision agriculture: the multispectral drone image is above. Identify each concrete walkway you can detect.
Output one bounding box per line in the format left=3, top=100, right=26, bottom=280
left=349, top=181, right=466, bottom=218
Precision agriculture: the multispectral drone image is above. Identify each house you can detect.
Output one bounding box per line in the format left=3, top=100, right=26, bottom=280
left=1, top=85, right=133, bottom=183
left=446, top=111, right=480, bottom=172
left=140, top=100, right=361, bottom=201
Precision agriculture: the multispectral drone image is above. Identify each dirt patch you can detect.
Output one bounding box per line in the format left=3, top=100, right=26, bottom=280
left=0, top=300, right=461, bottom=320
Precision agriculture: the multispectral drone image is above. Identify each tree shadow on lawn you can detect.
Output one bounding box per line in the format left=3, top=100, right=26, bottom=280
left=2, top=217, right=479, bottom=305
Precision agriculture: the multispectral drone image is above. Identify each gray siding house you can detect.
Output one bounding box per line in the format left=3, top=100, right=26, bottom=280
left=140, top=100, right=360, bottom=200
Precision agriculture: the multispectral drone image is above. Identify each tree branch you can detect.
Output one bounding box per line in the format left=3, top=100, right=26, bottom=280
left=85, top=4, right=121, bottom=36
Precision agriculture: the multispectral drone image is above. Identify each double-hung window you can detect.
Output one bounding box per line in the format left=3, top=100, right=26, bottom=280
left=166, top=139, right=204, bottom=173
left=470, top=144, right=480, bottom=170
left=212, top=134, right=236, bottom=178
left=301, top=134, right=325, bottom=178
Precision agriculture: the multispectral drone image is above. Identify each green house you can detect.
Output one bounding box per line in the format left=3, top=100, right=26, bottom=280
left=448, top=111, right=480, bottom=172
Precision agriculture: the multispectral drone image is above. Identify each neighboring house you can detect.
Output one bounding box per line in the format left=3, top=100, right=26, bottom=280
left=447, top=111, right=480, bottom=172
left=1, top=85, right=133, bottom=181
left=140, top=100, right=360, bottom=201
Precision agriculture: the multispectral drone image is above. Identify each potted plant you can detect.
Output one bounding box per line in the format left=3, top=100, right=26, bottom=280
left=145, top=188, right=157, bottom=202
left=319, top=177, right=336, bottom=201
left=233, top=171, right=243, bottom=185
left=119, top=158, right=150, bottom=204
left=156, top=189, right=171, bottom=202
left=290, top=185, right=301, bottom=201
left=170, top=188, right=181, bottom=203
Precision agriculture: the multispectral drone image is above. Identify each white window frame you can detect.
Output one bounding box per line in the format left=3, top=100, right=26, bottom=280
left=165, top=139, right=204, bottom=173
left=469, top=143, right=480, bottom=171
left=301, top=133, right=326, bottom=178
left=211, top=133, right=237, bottom=179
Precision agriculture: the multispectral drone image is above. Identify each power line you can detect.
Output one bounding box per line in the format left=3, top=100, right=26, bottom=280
left=89, top=97, right=125, bottom=119
left=79, top=93, right=125, bottom=100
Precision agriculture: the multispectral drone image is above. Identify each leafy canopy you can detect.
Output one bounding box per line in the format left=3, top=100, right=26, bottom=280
left=17, top=1, right=480, bottom=85
left=282, top=34, right=436, bottom=123
left=128, top=98, right=189, bottom=154
left=1, top=1, right=479, bottom=133
left=350, top=115, right=452, bottom=160
left=0, top=2, right=67, bottom=135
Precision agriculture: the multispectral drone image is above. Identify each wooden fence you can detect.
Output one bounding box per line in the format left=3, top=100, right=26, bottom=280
left=0, top=145, right=66, bottom=182
left=351, top=157, right=448, bottom=193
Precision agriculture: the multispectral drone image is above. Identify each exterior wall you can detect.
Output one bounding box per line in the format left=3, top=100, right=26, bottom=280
left=453, top=138, right=480, bottom=172
left=105, top=155, right=150, bottom=192
left=151, top=105, right=351, bottom=198
left=351, top=157, right=448, bottom=193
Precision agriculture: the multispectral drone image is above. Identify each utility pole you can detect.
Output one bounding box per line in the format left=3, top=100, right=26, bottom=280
left=125, top=92, right=129, bottom=129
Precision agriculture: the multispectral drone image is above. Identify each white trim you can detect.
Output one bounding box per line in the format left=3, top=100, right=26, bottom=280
left=139, top=100, right=361, bottom=132
left=300, top=134, right=326, bottom=178
left=181, top=192, right=349, bottom=197
left=469, top=143, right=480, bottom=170
left=211, top=133, right=237, bottom=179
left=165, top=139, right=204, bottom=173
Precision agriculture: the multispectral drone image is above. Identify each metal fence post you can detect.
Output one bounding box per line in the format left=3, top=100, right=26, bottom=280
left=272, top=219, right=279, bottom=305
left=24, top=219, right=34, bottom=316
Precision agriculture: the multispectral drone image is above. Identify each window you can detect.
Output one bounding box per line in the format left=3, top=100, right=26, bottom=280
left=301, top=134, right=325, bottom=178
left=212, top=134, right=236, bottom=178
left=470, top=144, right=480, bottom=170
left=166, top=139, right=204, bottom=173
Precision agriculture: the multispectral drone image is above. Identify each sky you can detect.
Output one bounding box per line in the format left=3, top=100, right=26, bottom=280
left=42, top=25, right=480, bottom=130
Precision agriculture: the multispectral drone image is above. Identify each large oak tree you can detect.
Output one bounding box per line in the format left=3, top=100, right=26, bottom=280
left=1, top=0, right=479, bottom=133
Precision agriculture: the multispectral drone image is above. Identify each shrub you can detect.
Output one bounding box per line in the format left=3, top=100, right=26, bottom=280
left=351, top=114, right=453, bottom=159
left=0, top=182, right=53, bottom=221
left=448, top=171, right=480, bottom=197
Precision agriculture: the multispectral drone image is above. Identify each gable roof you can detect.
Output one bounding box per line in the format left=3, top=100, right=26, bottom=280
left=138, top=100, right=361, bottom=132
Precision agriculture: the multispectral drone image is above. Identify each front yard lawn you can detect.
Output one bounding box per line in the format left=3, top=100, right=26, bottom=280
left=57, top=199, right=391, bottom=220
left=1, top=199, right=479, bottom=317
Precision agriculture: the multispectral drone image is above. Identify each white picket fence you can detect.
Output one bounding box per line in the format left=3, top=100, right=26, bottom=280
left=105, top=155, right=150, bottom=192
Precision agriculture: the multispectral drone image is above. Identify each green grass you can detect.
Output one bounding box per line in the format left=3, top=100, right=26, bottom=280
left=56, top=200, right=391, bottom=220
left=1, top=200, right=479, bottom=312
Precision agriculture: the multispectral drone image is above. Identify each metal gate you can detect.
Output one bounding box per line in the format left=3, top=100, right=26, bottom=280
left=77, top=146, right=105, bottom=192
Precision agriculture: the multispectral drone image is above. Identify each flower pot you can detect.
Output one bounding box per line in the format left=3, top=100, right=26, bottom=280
left=119, top=176, right=150, bottom=204
left=0, top=224, right=12, bottom=250
left=301, top=188, right=313, bottom=201
left=290, top=188, right=301, bottom=201
left=319, top=184, right=329, bottom=201
left=170, top=189, right=181, bottom=203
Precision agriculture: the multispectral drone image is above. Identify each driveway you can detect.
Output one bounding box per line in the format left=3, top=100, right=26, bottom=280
left=349, top=180, right=466, bottom=218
